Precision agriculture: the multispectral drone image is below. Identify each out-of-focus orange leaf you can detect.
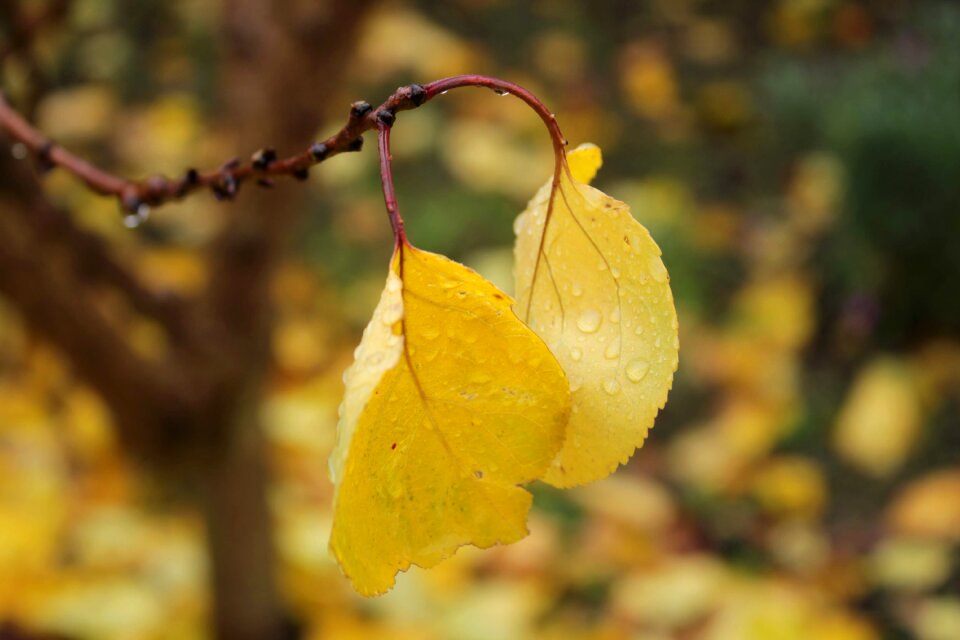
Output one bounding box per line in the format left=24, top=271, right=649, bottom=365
left=886, top=469, right=960, bottom=542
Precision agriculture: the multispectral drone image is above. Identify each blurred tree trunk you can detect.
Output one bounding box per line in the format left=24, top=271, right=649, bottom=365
left=196, top=1, right=374, bottom=638
left=1, top=1, right=375, bottom=638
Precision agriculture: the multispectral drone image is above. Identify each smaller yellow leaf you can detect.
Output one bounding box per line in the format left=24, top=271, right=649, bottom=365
left=833, top=357, right=923, bottom=477
left=329, top=244, right=570, bottom=596
left=514, top=143, right=679, bottom=487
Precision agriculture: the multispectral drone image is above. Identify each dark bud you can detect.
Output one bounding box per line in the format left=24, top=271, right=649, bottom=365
left=144, top=175, right=168, bottom=202
left=256, top=178, right=274, bottom=188
left=35, top=141, right=55, bottom=173
left=213, top=174, right=239, bottom=201
left=177, top=168, right=199, bottom=197
left=252, top=147, right=277, bottom=170
left=310, top=142, right=329, bottom=161
left=409, top=83, right=426, bottom=106
left=120, top=186, right=142, bottom=213
left=293, top=167, right=309, bottom=181
left=223, top=174, right=238, bottom=197
left=350, top=101, right=372, bottom=119
left=347, top=137, right=364, bottom=152
left=377, top=109, right=396, bottom=126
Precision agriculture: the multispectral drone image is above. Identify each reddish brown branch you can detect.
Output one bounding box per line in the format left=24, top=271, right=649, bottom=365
left=376, top=120, right=406, bottom=245
left=0, top=85, right=429, bottom=215
left=0, top=76, right=569, bottom=220
left=422, top=75, right=568, bottom=159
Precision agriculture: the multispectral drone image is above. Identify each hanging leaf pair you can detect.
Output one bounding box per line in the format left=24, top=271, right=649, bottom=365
left=328, top=78, right=679, bottom=596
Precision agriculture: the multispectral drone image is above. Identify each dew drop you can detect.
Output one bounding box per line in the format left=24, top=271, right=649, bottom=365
left=634, top=325, right=645, bottom=336
left=603, top=379, right=621, bottom=395
left=123, top=203, right=151, bottom=228
left=611, top=267, right=621, bottom=278
left=626, top=359, right=649, bottom=382
left=569, top=347, right=583, bottom=362
left=568, top=376, right=583, bottom=392
left=609, top=308, right=621, bottom=324
left=422, top=324, right=440, bottom=340
left=571, top=282, right=583, bottom=297
left=576, top=309, right=602, bottom=333
left=650, top=256, right=668, bottom=283
left=382, top=303, right=403, bottom=325
left=604, top=339, right=620, bottom=360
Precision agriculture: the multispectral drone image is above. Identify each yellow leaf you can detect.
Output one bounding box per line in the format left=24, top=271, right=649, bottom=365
left=329, top=244, right=570, bottom=595
left=514, top=144, right=679, bottom=487
left=833, top=357, right=923, bottom=477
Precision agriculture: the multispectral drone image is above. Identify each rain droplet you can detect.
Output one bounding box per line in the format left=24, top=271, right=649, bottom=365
left=568, top=376, right=583, bottom=392
left=611, top=267, right=621, bottom=278
left=604, top=339, right=620, bottom=360
left=609, top=308, right=620, bottom=324
left=569, top=347, right=583, bottom=362
left=650, top=256, right=668, bottom=283
left=123, top=203, right=151, bottom=228
left=603, top=379, right=621, bottom=395
left=493, top=88, right=509, bottom=96
left=388, top=483, right=404, bottom=499
left=576, top=309, right=601, bottom=333
left=382, top=303, right=402, bottom=325
left=626, top=359, right=649, bottom=382
left=422, top=325, right=440, bottom=340
left=634, top=325, right=645, bottom=336
left=571, top=282, right=583, bottom=297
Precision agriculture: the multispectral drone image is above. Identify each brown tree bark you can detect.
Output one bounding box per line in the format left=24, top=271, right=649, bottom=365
left=0, top=0, right=375, bottom=638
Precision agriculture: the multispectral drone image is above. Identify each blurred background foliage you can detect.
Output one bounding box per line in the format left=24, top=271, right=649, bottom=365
left=1, top=0, right=959, bottom=638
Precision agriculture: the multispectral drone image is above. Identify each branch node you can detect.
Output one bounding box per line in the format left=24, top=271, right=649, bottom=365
left=377, top=109, right=396, bottom=127
left=251, top=147, right=276, bottom=170
left=350, top=101, right=372, bottom=119
left=408, top=83, right=426, bottom=107
left=310, top=142, right=329, bottom=161
left=35, top=141, right=55, bottom=173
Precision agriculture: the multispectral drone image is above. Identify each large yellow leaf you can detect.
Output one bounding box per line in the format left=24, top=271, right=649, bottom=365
left=514, top=144, right=679, bottom=487
left=329, top=244, right=570, bottom=595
